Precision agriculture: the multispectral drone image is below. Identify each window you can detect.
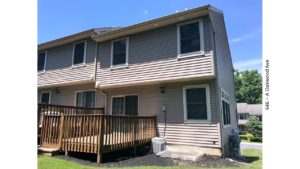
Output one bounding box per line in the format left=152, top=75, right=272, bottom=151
left=178, top=19, right=204, bottom=57
left=40, top=91, right=51, bottom=104
left=239, top=113, right=248, bottom=120
left=76, top=91, right=95, bottom=108
left=38, top=52, right=46, bottom=72
left=221, top=89, right=231, bottom=126
left=111, top=38, right=128, bottom=66
left=183, top=85, right=211, bottom=122
left=73, top=41, right=86, bottom=65
left=112, top=95, right=138, bottom=116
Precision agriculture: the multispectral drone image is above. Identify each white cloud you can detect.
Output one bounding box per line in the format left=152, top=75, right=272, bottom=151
left=144, top=10, right=148, bottom=15
left=234, top=58, right=262, bottom=72
left=230, top=28, right=261, bottom=44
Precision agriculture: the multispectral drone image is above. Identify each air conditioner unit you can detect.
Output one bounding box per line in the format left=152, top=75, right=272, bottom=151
left=151, top=137, right=166, bottom=154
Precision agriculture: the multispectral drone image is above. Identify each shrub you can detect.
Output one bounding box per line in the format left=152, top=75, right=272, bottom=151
left=239, top=135, right=247, bottom=140
left=250, top=137, right=262, bottom=142
left=245, top=116, right=262, bottom=140
left=245, top=133, right=254, bottom=141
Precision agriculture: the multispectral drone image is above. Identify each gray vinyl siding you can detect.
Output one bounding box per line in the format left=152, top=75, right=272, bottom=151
left=38, top=83, right=105, bottom=108
left=209, top=10, right=238, bottom=155
left=96, top=16, right=214, bottom=88
left=104, top=79, right=217, bottom=123
left=103, top=79, right=220, bottom=150
left=38, top=38, right=96, bottom=87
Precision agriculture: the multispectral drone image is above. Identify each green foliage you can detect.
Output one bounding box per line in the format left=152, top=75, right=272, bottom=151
left=240, top=133, right=254, bottom=142
left=234, top=70, right=262, bottom=104
left=250, top=137, right=263, bottom=142
left=245, top=116, right=262, bottom=139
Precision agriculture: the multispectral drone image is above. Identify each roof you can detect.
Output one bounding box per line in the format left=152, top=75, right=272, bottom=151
left=38, top=27, right=121, bottom=50
left=237, top=103, right=262, bottom=115
left=38, top=4, right=222, bottom=50
left=92, top=4, right=221, bottom=42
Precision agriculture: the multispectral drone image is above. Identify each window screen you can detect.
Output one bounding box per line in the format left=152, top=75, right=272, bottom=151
left=112, top=39, right=127, bottom=65
left=186, top=88, right=207, bottom=120
left=76, top=91, right=95, bottom=108
left=38, top=52, right=46, bottom=71
left=222, top=100, right=231, bottom=125
left=41, top=92, right=50, bottom=104
left=73, top=42, right=85, bottom=65
left=180, top=22, right=200, bottom=54
left=112, top=95, right=138, bottom=116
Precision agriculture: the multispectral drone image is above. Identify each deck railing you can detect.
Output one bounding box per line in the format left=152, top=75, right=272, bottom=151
left=39, top=104, right=157, bottom=164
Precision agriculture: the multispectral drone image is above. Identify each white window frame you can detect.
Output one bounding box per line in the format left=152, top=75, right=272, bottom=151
left=38, top=51, right=47, bottom=73
left=110, top=94, right=139, bottom=116
left=40, top=91, right=51, bottom=104
left=177, top=18, right=205, bottom=59
left=72, top=40, right=87, bottom=67
left=221, top=88, right=231, bottom=128
left=110, top=37, right=129, bottom=69
left=74, top=90, right=96, bottom=107
left=183, top=84, right=211, bottom=123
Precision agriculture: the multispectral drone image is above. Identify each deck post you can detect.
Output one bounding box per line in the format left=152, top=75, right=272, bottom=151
left=58, top=115, right=64, bottom=149
left=65, top=150, right=68, bottom=157
left=154, top=116, right=158, bottom=137
left=97, top=115, right=104, bottom=164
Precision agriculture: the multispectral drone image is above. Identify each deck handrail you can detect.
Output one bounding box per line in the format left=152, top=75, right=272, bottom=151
left=40, top=112, right=158, bottom=164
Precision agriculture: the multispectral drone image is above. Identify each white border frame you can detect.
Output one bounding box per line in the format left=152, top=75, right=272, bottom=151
left=220, top=88, right=231, bottom=128
left=72, top=40, right=87, bottom=68
left=183, top=84, right=211, bottom=123
left=40, top=91, right=51, bottom=104
left=38, top=50, right=47, bottom=74
left=74, top=89, right=97, bottom=107
left=177, top=18, right=205, bottom=59
left=110, top=37, right=129, bottom=69
left=110, top=94, right=139, bottom=116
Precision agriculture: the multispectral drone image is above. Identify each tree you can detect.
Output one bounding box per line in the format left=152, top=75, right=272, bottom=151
left=245, top=116, right=262, bottom=139
left=234, top=70, right=262, bottom=104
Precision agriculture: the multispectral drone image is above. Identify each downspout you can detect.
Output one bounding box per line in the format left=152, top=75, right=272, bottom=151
left=101, top=90, right=108, bottom=114
left=93, top=39, right=98, bottom=82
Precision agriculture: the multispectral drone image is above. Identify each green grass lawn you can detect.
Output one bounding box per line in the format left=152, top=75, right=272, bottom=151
left=38, top=149, right=262, bottom=169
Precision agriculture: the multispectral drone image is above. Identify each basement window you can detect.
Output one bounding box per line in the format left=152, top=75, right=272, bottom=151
left=183, top=84, right=211, bottom=122
left=112, top=95, right=138, bottom=116
left=76, top=91, right=95, bottom=108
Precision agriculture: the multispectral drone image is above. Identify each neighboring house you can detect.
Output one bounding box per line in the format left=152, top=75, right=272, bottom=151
left=38, top=5, right=237, bottom=156
left=237, top=103, right=262, bottom=134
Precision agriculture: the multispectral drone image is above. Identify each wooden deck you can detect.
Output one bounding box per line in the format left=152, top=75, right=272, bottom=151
left=38, top=104, right=158, bottom=163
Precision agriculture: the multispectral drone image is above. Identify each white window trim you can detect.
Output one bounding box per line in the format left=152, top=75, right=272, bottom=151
left=40, top=91, right=51, bottom=104
left=221, top=88, right=231, bottom=128
left=183, top=84, right=211, bottom=123
left=177, top=18, right=205, bottom=59
left=72, top=40, right=87, bottom=67
left=74, top=89, right=97, bottom=107
left=38, top=51, right=47, bottom=74
left=110, top=37, right=129, bottom=69
left=110, top=94, right=139, bottom=116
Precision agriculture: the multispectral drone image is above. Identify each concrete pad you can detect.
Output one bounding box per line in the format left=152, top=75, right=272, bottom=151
left=157, top=145, right=204, bottom=161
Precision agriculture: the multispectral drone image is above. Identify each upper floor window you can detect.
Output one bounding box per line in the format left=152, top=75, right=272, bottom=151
left=111, top=38, right=128, bottom=67
left=221, top=89, right=231, bottom=126
left=38, top=51, right=47, bottom=72
left=72, top=41, right=86, bottom=65
left=183, top=84, right=211, bottom=122
left=177, top=19, right=204, bottom=58
left=76, top=91, right=95, bottom=108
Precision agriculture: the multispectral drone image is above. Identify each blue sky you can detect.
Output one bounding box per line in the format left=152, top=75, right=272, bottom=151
left=38, top=0, right=262, bottom=72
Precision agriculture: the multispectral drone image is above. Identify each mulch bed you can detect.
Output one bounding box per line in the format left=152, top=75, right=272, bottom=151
left=54, top=146, right=243, bottom=168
